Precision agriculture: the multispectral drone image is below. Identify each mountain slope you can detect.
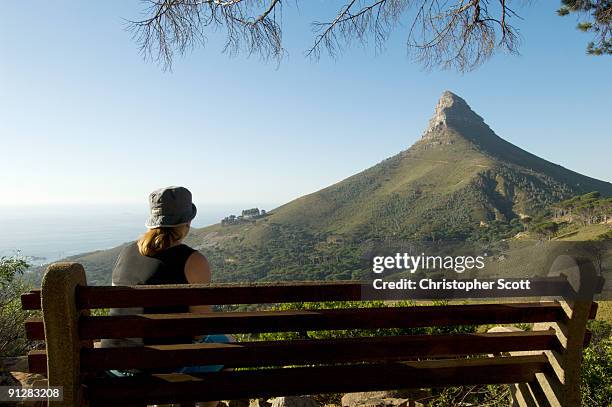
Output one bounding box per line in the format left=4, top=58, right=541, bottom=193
left=195, top=91, right=612, bottom=247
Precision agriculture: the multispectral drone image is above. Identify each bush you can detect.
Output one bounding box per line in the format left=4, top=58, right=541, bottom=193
left=594, top=229, right=612, bottom=241
left=581, top=320, right=612, bottom=406
left=0, top=254, right=37, bottom=357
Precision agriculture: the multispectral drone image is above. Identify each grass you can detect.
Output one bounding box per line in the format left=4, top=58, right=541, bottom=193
left=596, top=301, right=612, bottom=322
left=555, top=224, right=610, bottom=241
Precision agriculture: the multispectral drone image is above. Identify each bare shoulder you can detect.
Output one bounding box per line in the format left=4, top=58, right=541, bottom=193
left=184, top=251, right=211, bottom=284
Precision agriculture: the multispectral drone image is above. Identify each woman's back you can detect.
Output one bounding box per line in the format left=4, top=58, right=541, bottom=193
left=112, top=241, right=194, bottom=286
left=101, top=241, right=196, bottom=347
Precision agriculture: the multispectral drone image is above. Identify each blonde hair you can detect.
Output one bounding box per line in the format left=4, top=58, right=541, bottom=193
left=137, top=224, right=190, bottom=257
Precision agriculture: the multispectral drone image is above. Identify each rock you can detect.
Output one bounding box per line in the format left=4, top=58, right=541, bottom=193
left=227, top=400, right=250, bottom=407
left=341, top=390, right=430, bottom=407
left=342, top=392, right=392, bottom=407
left=1, top=362, right=21, bottom=386
left=270, top=396, right=320, bottom=407
left=1, top=357, right=49, bottom=407
left=422, top=91, right=485, bottom=138
left=250, top=399, right=272, bottom=407
left=9, top=371, right=47, bottom=388
left=2, top=356, right=48, bottom=389
left=218, top=400, right=249, bottom=407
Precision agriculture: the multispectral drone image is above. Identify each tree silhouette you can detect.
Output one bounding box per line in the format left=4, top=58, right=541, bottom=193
left=557, top=0, right=611, bottom=55
left=128, top=1, right=610, bottom=70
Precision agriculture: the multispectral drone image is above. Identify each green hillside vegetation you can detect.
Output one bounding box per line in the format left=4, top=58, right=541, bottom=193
left=525, top=192, right=612, bottom=241
left=31, top=244, right=128, bottom=286
left=554, top=191, right=612, bottom=225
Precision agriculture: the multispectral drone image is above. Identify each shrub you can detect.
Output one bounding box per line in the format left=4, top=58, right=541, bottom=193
left=581, top=320, right=612, bottom=406
left=0, top=254, right=37, bottom=357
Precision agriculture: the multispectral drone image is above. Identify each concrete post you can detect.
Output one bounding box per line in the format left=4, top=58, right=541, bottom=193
left=557, top=257, right=597, bottom=407
left=530, top=256, right=598, bottom=407
left=496, top=255, right=598, bottom=407
left=41, top=262, right=88, bottom=407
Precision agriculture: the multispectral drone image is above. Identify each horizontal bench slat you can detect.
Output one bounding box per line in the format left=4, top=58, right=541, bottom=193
left=80, top=330, right=560, bottom=371
left=20, top=291, right=41, bottom=310
left=79, top=282, right=364, bottom=309
left=80, top=278, right=584, bottom=308
left=22, top=277, right=603, bottom=311
left=23, top=302, right=597, bottom=341
left=25, top=317, right=45, bottom=340
left=21, top=283, right=363, bottom=310
left=86, top=355, right=549, bottom=406
left=27, top=350, right=47, bottom=374
left=79, top=302, right=566, bottom=340
left=77, top=278, right=579, bottom=308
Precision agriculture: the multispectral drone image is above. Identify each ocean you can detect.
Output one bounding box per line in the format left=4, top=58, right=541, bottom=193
left=0, top=204, right=253, bottom=266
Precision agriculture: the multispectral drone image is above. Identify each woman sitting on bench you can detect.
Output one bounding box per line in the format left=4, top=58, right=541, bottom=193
left=101, top=186, right=232, bottom=376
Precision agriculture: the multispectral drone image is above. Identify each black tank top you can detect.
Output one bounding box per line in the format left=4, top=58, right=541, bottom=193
left=102, top=242, right=196, bottom=347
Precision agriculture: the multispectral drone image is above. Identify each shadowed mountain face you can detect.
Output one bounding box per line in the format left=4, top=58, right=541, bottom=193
left=64, top=91, right=612, bottom=284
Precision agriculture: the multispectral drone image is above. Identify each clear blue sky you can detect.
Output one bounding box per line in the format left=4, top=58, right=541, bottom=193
left=1, top=1, right=610, bottom=209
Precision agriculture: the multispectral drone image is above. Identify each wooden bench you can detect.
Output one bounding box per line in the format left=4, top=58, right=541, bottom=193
left=20, top=257, right=600, bottom=407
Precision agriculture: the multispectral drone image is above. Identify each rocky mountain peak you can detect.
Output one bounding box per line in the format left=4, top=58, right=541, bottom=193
left=422, top=91, right=486, bottom=138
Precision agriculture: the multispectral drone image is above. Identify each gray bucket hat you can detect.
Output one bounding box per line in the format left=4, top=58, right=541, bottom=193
left=145, top=186, right=197, bottom=228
